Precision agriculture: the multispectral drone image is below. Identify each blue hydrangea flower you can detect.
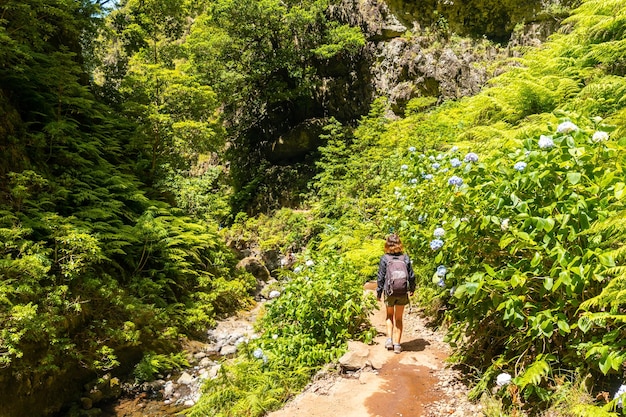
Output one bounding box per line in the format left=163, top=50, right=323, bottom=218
left=436, top=265, right=447, bottom=277
left=450, top=158, right=462, bottom=168
left=448, top=176, right=463, bottom=187
left=514, top=161, right=527, bottom=172
left=464, top=152, right=479, bottom=163
left=436, top=154, right=444, bottom=160
left=437, top=279, right=446, bottom=288
left=410, top=178, right=418, bottom=184
left=433, top=227, right=445, bottom=238
left=253, top=348, right=264, bottom=359
left=401, top=164, right=408, bottom=170
left=538, top=135, right=554, bottom=149
left=450, top=146, right=459, bottom=153
left=428, top=155, right=436, bottom=161
left=422, top=173, right=434, bottom=180
left=430, top=239, right=444, bottom=250
left=432, top=163, right=441, bottom=170
left=592, top=131, right=609, bottom=142
left=409, top=146, right=416, bottom=152
left=557, top=121, right=579, bottom=134
left=441, top=168, right=449, bottom=173
left=418, top=214, right=428, bottom=223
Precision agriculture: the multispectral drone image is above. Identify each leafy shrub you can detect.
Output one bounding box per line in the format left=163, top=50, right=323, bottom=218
left=188, top=253, right=377, bottom=416
left=133, top=352, right=189, bottom=383
left=385, top=117, right=626, bottom=411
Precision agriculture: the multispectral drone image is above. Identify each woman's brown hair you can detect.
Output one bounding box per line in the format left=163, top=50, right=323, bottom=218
left=384, top=233, right=404, bottom=254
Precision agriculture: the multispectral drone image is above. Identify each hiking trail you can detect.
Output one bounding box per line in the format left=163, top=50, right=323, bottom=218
left=266, top=281, right=481, bottom=417
left=102, top=282, right=481, bottom=416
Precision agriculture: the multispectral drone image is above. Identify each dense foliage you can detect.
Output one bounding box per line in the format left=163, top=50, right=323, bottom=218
left=0, top=1, right=251, bottom=414
left=302, top=0, right=626, bottom=415
left=7, top=0, right=626, bottom=416
left=188, top=255, right=377, bottom=417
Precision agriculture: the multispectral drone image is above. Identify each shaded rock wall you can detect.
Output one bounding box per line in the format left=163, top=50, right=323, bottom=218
left=324, top=0, right=571, bottom=117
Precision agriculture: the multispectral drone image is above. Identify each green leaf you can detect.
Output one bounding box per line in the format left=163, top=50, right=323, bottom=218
left=578, top=316, right=591, bottom=333
left=543, top=276, right=554, bottom=291
left=511, top=273, right=526, bottom=288
left=599, top=254, right=616, bottom=267
left=615, top=182, right=625, bottom=200
left=599, top=355, right=612, bottom=375
left=567, top=172, right=582, bottom=185
left=557, top=320, right=570, bottom=334
left=531, top=252, right=542, bottom=267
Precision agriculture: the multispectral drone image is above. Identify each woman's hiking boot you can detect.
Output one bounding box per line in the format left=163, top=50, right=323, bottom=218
left=393, top=344, right=402, bottom=354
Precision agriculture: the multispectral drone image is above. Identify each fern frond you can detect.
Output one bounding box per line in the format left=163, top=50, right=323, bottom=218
left=580, top=275, right=626, bottom=310
left=570, top=403, right=618, bottom=417
left=516, top=359, right=551, bottom=390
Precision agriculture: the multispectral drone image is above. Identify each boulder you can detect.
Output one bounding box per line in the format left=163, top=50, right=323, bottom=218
left=176, top=372, right=194, bottom=386
left=338, top=341, right=372, bottom=371
left=236, top=256, right=271, bottom=283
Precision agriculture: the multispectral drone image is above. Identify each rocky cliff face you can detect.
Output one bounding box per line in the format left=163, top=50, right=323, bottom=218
left=255, top=0, right=572, bottom=212
left=323, top=0, right=572, bottom=118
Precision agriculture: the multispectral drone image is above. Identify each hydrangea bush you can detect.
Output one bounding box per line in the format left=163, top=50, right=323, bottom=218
left=385, top=118, right=626, bottom=409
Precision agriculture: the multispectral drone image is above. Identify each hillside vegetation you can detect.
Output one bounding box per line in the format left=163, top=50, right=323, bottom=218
left=204, top=0, right=626, bottom=416
left=3, top=0, right=626, bottom=416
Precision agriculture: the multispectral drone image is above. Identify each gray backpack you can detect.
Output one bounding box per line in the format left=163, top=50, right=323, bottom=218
left=384, top=254, right=409, bottom=296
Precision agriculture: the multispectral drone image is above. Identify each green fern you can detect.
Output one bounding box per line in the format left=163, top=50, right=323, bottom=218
left=516, top=358, right=551, bottom=390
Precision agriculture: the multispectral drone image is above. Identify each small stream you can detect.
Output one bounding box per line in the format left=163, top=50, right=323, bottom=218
left=87, top=305, right=264, bottom=417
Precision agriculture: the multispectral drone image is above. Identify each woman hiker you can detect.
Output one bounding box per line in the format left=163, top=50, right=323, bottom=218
left=376, top=233, right=416, bottom=354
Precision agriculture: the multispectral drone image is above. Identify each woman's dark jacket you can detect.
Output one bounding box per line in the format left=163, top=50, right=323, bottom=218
left=376, top=252, right=416, bottom=299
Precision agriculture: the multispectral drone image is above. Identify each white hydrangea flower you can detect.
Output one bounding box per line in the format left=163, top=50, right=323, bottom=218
left=433, top=227, right=445, bottom=238
left=557, top=121, right=579, bottom=134
left=409, top=146, right=416, bottom=152
left=496, top=373, right=512, bottom=387
left=538, top=135, right=555, bottom=149
left=592, top=131, right=609, bottom=142
left=305, top=259, right=315, bottom=267
left=401, top=164, right=408, bottom=170
left=501, top=218, right=510, bottom=231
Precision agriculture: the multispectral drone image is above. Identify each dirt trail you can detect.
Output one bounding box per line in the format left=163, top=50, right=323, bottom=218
left=267, top=282, right=480, bottom=417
